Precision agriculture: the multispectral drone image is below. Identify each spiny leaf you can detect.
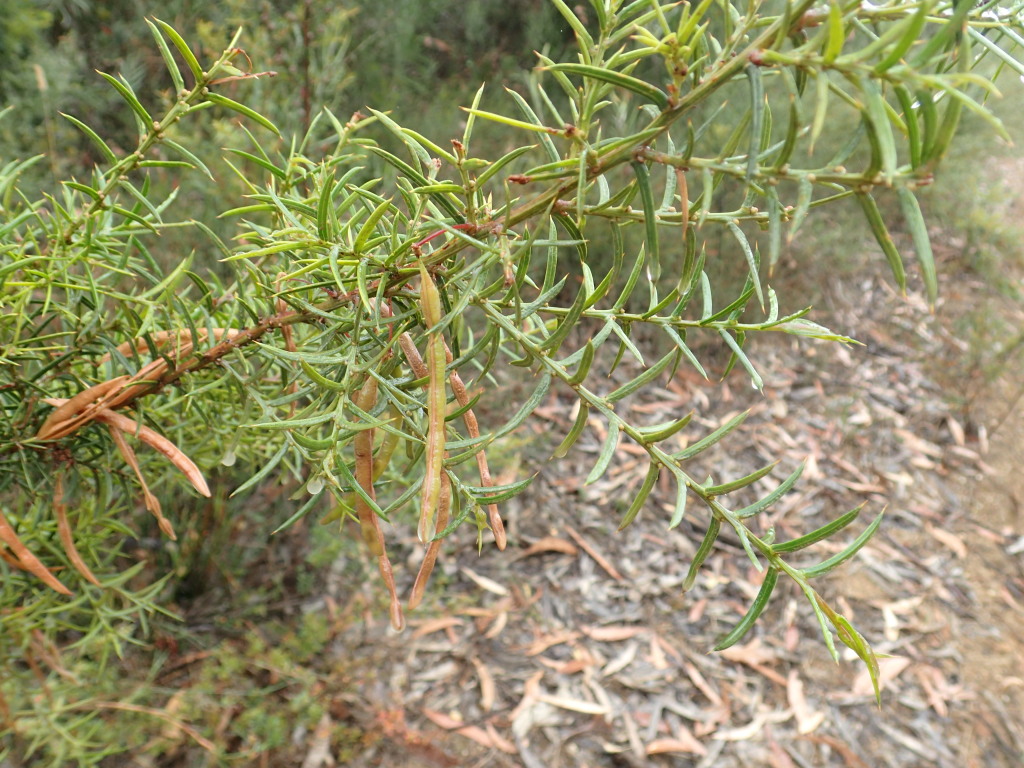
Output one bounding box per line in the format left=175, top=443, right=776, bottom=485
left=585, top=421, right=620, bottom=485
left=97, top=71, right=152, bottom=126
left=146, top=18, right=186, bottom=93
left=547, top=63, right=669, bottom=110
left=857, top=193, right=906, bottom=293
left=802, top=511, right=884, bottom=577
left=618, top=461, right=660, bottom=530
left=714, top=567, right=779, bottom=650
left=773, top=503, right=865, bottom=553
left=896, top=188, right=937, bottom=306
left=553, top=403, right=590, bottom=458
left=675, top=411, right=749, bottom=460
left=683, top=516, right=721, bottom=591
left=153, top=18, right=203, bottom=84
left=205, top=92, right=280, bottom=134
left=60, top=113, right=117, bottom=164
left=631, top=161, right=661, bottom=286
left=704, top=461, right=778, bottom=496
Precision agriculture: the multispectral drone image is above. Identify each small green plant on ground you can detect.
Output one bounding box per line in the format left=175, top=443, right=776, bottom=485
left=1, top=1, right=1022, bottom=762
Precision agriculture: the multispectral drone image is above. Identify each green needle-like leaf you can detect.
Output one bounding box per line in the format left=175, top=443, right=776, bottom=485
left=802, top=510, right=884, bottom=577
left=547, top=63, right=670, bottom=110
left=714, top=567, right=779, bottom=650
left=897, top=188, right=937, bottom=305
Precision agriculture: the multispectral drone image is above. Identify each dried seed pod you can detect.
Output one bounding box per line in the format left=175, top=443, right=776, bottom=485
left=417, top=264, right=447, bottom=544
left=409, top=470, right=450, bottom=609
left=35, top=377, right=129, bottom=440
left=0, top=508, right=71, bottom=595
left=418, top=263, right=443, bottom=329
left=54, top=474, right=101, bottom=586
left=401, top=319, right=505, bottom=548
left=371, top=410, right=401, bottom=481
left=398, top=332, right=428, bottom=379
left=353, top=375, right=384, bottom=556
left=676, top=169, right=689, bottom=238
left=106, top=424, right=175, bottom=539
left=378, top=553, right=404, bottom=631
left=0, top=546, right=25, bottom=570
left=103, top=359, right=171, bottom=411
left=44, top=398, right=211, bottom=501
left=100, top=328, right=242, bottom=363
left=94, top=408, right=211, bottom=500
left=444, top=351, right=505, bottom=550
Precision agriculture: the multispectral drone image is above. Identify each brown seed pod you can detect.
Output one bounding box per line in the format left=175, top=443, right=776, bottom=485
left=371, top=411, right=401, bottom=481
left=398, top=332, right=429, bottom=379
left=676, top=168, right=689, bottom=239
left=94, top=408, right=211, bottom=500
left=43, top=398, right=211, bottom=502
left=35, top=377, right=129, bottom=441
left=444, top=349, right=506, bottom=550
left=378, top=553, right=404, bottom=632
left=106, top=424, right=175, bottom=540
left=99, top=328, right=242, bottom=363
left=417, top=264, right=448, bottom=545
left=409, top=469, right=450, bottom=610
left=54, top=473, right=101, bottom=586
left=353, top=375, right=384, bottom=556
left=399, top=327, right=505, bottom=549
left=0, top=508, right=72, bottom=595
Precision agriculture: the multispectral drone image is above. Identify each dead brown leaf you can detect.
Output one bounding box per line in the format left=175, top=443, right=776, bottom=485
left=787, top=671, right=825, bottom=734
left=524, top=630, right=580, bottom=656
left=926, top=523, right=968, bottom=558
left=470, top=656, right=496, bottom=712
left=411, top=617, right=463, bottom=640
left=646, top=730, right=707, bottom=756
left=582, top=625, right=645, bottom=642
left=564, top=525, right=623, bottom=580
left=513, top=536, right=578, bottom=559
left=421, top=709, right=516, bottom=754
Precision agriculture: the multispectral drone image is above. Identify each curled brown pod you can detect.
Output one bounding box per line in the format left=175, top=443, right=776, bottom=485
left=353, top=375, right=384, bottom=556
